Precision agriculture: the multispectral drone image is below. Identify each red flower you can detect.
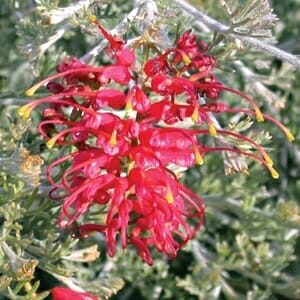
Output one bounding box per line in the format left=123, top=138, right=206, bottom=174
left=20, top=19, right=294, bottom=265
left=126, top=167, right=204, bottom=263
left=51, top=287, right=99, bottom=300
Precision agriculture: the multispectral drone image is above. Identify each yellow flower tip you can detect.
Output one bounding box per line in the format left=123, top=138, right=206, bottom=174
left=25, top=85, right=39, bottom=97
left=46, top=138, right=56, bottom=149
left=17, top=105, right=32, bottom=120
left=165, top=188, right=174, bottom=204
left=191, top=106, right=199, bottom=123
left=181, top=52, right=191, bottom=66
left=194, top=148, right=204, bottom=165
left=89, top=15, right=97, bottom=23
left=269, top=166, right=280, bottom=179
left=255, top=109, right=264, bottom=122
left=189, top=74, right=198, bottom=82
left=176, top=71, right=183, bottom=77
left=109, top=131, right=117, bottom=147
left=125, top=99, right=133, bottom=111
left=284, top=129, right=295, bottom=142
left=208, top=123, right=217, bottom=137
left=263, top=154, right=273, bottom=166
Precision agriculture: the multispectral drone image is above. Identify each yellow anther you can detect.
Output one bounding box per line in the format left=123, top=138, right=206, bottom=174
left=125, top=190, right=131, bottom=198
left=194, top=148, right=204, bottom=165
left=25, top=85, right=40, bottom=97
left=181, top=52, right=191, bottom=65
left=268, top=165, right=280, bottom=179
left=125, top=99, right=133, bottom=111
left=89, top=15, right=97, bottom=23
left=189, top=74, right=198, bottom=81
left=46, top=138, right=56, bottom=149
left=208, top=123, right=217, bottom=137
left=109, top=131, right=117, bottom=147
left=176, top=71, right=183, bottom=77
left=17, top=105, right=32, bottom=120
left=190, top=69, right=207, bottom=81
left=165, top=187, right=174, bottom=203
left=255, top=108, right=264, bottom=122
left=191, top=106, right=199, bottom=123
left=283, top=129, right=295, bottom=142
left=263, top=154, right=273, bottom=166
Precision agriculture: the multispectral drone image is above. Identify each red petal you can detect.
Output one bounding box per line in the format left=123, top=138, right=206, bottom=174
left=96, top=89, right=126, bottom=109
left=102, top=65, right=131, bottom=85
left=116, top=48, right=136, bottom=66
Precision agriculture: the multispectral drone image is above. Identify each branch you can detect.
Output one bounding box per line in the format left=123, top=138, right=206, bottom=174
left=42, top=0, right=97, bottom=25
left=173, top=0, right=300, bottom=69
left=0, top=98, right=30, bottom=105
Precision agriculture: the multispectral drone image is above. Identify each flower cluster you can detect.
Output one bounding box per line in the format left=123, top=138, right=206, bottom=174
left=19, top=18, right=294, bottom=265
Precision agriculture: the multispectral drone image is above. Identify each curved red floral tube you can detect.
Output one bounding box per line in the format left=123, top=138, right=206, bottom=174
left=51, top=287, right=99, bottom=300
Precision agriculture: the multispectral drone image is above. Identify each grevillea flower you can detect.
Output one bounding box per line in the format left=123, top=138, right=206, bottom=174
left=19, top=17, right=295, bottom=265
left=51, top=287, right=99, bottom=300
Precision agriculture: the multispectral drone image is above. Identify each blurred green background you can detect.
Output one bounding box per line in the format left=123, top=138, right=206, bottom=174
left=0, top=1, right=299, bottom=299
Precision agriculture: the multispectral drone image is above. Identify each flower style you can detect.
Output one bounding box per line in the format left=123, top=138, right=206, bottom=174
left=19, top=18, right=294, bottom=264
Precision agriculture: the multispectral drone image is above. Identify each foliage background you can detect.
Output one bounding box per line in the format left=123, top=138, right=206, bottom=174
left=0, top=0, right=299, bottom=299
